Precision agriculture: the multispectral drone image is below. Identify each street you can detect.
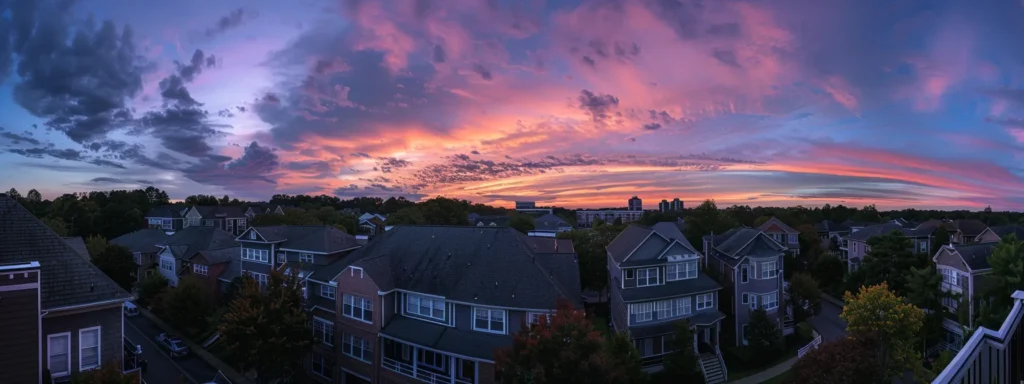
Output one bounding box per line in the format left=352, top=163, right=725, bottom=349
left=809, top=298, right=848, bottom=342
left=125, top=315, right=220, bottom=384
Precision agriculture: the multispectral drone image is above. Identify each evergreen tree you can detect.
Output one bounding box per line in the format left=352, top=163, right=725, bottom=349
left=662, top=319, right=701, bottom=381
left=746, top=309, right=782, bottom=355
left=91, top=244, right=137, bottom=292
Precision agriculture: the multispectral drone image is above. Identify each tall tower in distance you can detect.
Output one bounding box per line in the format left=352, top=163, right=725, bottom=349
left=659, top=199, right=670, bottom=212
left=671, top=198, right=684, bottom=211
left=628, top=196, right=643, bottom=211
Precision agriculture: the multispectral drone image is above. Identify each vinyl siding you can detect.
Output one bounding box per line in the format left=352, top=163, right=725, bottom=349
left=0, top=270, right=41, bottom=383
left=42, top=306, right=123, bottom=378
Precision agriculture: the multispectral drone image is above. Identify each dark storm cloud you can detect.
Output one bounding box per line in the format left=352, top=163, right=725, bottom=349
left=8, top=145, right=81, bottom=161
left=351, top=152, right=371, bottom=158
left=204, top=8, right=253, bottom=38
left=642, top=123, right=662, bottom=130
left=4, top=0, right=147, bottom=143
left=181, top=141, right=280, bottom=189
left=578, top=90, right=620, bottom=122
left=471, top=63, right=493, bottom=81
left=0, top=130, right=42, bottom=145
left=712, top=49, right=740, bottom=67
left=376, top=156, right=412, bottom=173
left=283, top=160, right=335, bottom=178
left=332, top=183, right=426, bottom=200
left=87, top=159, right=126, bottom=169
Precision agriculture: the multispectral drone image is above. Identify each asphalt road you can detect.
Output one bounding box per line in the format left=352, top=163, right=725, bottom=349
left=809, top=298, right=848, bottom=342
left=125, top=315, right=219, bottom=384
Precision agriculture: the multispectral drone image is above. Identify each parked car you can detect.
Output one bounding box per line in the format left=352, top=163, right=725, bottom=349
left=155, top=333, right=190, bottom=358
left=123, top=301, right=139, bottom=317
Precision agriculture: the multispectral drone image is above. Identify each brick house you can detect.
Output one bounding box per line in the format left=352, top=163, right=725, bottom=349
left=756, top=217, right=800, bottom=255
left=154, top=227, right=237, bottom=287
left=309, top=226, right=581, bottom=384
left=182, top=206, right=250, bottom=236
left=0, top=195, right=136, bottom=382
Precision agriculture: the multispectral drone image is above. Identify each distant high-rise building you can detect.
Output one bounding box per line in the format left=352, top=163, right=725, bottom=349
left=671, top=198, right=684, bottom=211
left=658, top=200, right=670, bottom=212
left=515, top=201, right=536, bottom=210
left=628, top=196, right=643, bottom=211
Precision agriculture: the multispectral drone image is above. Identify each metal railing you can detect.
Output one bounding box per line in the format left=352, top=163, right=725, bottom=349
left=932, top=291, right=1024, bottom=383
left=123, top=337, right=142, bottom=373
left=714, top=345, right=727, bottom=381
left=382, top=357, right=472, bottom=384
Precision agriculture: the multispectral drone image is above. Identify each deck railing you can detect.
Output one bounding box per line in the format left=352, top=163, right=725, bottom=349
left=933, top=291, right=1024, bottom=384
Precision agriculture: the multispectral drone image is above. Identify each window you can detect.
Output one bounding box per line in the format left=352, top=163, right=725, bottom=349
left=313, top=317, right=335, bottom=346
left=148, top=218, right=162, bottom=225
left=788, top=234, right=798, bottom=244
left=238, top=218, right=246, bottom=228
left=750, top=296, right=758, bottom=310
left=248, top=231, right=256, bottom=240
left=419, top=349, right=447, bottom=370
left=696, top=293, right=714, bottom=310
left=761, top=291, right=779, bottom=311
left=193, top=264, right=208, bottom=275
left=242, top=248, right=269, bottom=263
left=405, top=294, right=446, bottom=322
left=186, top=218, right=200, bottom=227
left=761, top=261, right=778, bottom=279
left=636, top=267, right=660, bottom=287
left=48, top=333, right=71, bottom=377
left=919, top=241, right=927, bottom=253
left=248, top=272, right=268, bottom=286
left=527, top=312, right=549, bottom=325
left=320, top=285, right=336, bottom=300
left=741, top=265, right=749, bottom=283
left=674, top=297, right=691, bottom=316
left=624, top=269, right=635, bottom=279
left=741, top=293, right=748, bottom=304
left=160, top=258, right=174, bottom=272
left=666, top=261, right=698, bottom=281
left=299, top=253, right=314, bottom=264
left=203, top=219, right=215, bottom=226
left=656, top=300, right=672, bottom=319
left=311, top=352, right=333, bottom=378
left=342, top=333, right=372, bottom=363
left=161, top=219, right=172, bottom=228
left=473, top=308, right=506, bottom=334
left=343, top=294, right=373, bottom=323
left=943, top=296, right=959, bottom=311
left=630, top=302, right=653, bottom=323
left=941, top=269, right=959, bottom=286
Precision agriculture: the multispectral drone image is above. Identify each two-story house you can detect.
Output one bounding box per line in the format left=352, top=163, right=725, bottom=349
left=845, top=223, right=934, bottom=272
left=528, top=213, right=573, bottom=237
left=183, top=206, right=250, bottom=236
left=606, top=223, right=727, bottom=383
left=1, top=195, right=137, bottom=382
left=702, top=227, right=786, bottom=349
left=975, top=225, right=1024, bottom=243
left=145, top=204, right=187, bottom=231
left=814, top=220, right=850, bottom=251
left=949, top=219, right=989, bottom=244
left=309, top=226, right=581, bottom=384
left=155, top=227, right=238, bottom=287
left=111, top=228, right=172, bottom=284
left=757, top=217, right=800, bottom=255
left=933, top=242, right=998, bottom=353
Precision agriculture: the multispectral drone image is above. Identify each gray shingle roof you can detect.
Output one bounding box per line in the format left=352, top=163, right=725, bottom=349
left=607, top=223, right=701, bottom=267
left=111, top=228, right=170, bottom=254
left=627, top=310, right=727, bottom=338
left=193, top=205, right=247, bottom=218
left=533, top=214, right=571, bottom=232
left=952, top=243, right=997, bottom=270
left=63, top=237, right=90, bottom=260
left=0, top=195, right=132, bottom=309
left=472, top=215, right=510, bottom=226
left=607, top=225, right=655, bottom=263
left=990, top=225, right=1024, bottom=241
left=381, top=315, right=511, bottom=361
left=522, top=237, right=575, bottom=254
left=617, top=274, right=721, bottom=302
left=145, top=204, right=185, bottom=218
left=847, top=223, right=904, bottom=241
left=952, top=219, right=989, bottom=237
left=250, top=225, right=360, bottom=253
left=345, top=226, right=582, bottom=309
left=815, top=220, right=850, bottom=233
left=757, top=217, right=798, bottom=234
left=161, top=227, right=237, bottom=260
left=196, top=247, right=238, bottom=265
left=705, top=228, right=786, bottom=267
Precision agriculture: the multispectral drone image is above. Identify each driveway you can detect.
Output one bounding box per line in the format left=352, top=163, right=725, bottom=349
left=809, top=298, right=847, bottom=342
left=125, top=315, right=220, bottom=384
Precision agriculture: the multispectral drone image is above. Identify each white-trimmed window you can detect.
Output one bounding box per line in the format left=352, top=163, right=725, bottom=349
left=238, top=218, right=246, bottom=228
left=674, top=297, right=691, bottom=316
left=788, top=234, right=798, bottom=244
left=741, top=265, right=749, bottom=283
left=919, top=241, right=927, bottom=253
left=527, top=312, right=549, bottom=325
left=696, top=293, right=714, bottom=310
left=630, top=302, right=653, bottom=323
left=761, top=261, right=778, bottom=279
left=248, top=230, right=256, bottom=240
left=160, top=258, right=174, bottom=272
left=193, top=264, right=208, bottom=275
left=313, top=317, right=335, bottom=346
left=741, top=293, right=748, bottom=304
left=343, top=294, right=373, bottom=323
left=666, top=261, right=698, bottom=281
left=242, top=248, right=269, bottom=263
left=186, top=218, right=200, bottom=227
left=203, top=219, right=215, bottom=226
left=48, top=333, right=71, bottom=377
left=636, top=267, right=660, bottom=287
left=405, top=294, right=446, bottom=322
left=247, top=271, right=268, bottom=286
left=342, top=333, right=372, bottom=363
left=750, top=296, right=758, bottom=310
left=311, top=352, right=333, bottom=378
left=419, top=349, right=447, bottom=370
left=941, top=268, right=959, bottom=286
left=299, top=253, right=314, bottom=264
left=656, top=300, right=672, bottom=319
left=473, top=308, right=506, bottom=334
left=320, top=285, right=336, bottom=299
left=761, top=291, right=779, bottom=311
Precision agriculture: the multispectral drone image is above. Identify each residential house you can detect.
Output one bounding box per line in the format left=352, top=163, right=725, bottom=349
left=814, top=220, right=850, bottom=251
left=933, top=243, right=998, bottom=352
left=0, top=195, right=137, bottom=382
left=932, top=290, right=1023, bottom=384
left=976, top=225, right=1024, bottom=243
left=63, top=237, right=90, bottom=260
left=606, top=223, right=726, bottom=382
left=155, top=227, right=238, bottom=287
left=358, top=213, right=387, bottom=237
left=527, top=213, right=573, bottom=237
left=756, top=217, right=800, bottom=255
left=702, top=227, right=787, bottom=349
left=245, top=204, right=285, bottom=218
left=145, top=205, right=187, bottom=231
left=182, top=205, right=250, bottom=236
left=844, top=223, right=933, bottom=272
left=471, top=215, right=510, bottom=227
left=949, top=219, right=991, bottom=244
left=308, top=226, right=581, bottom=384
left=181, top=247, right=237, bottom=297
left=111, top=228, right=171, bottom=284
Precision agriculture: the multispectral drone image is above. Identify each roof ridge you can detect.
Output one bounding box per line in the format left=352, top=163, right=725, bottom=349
left=515, top=231, right=577, bottom=302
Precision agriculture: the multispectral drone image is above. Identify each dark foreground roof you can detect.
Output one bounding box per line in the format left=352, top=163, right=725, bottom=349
left=0, top=195, right=132, bottom=309
left=63, top=237, right=89, bottom=260
left=382, top=315, right=511, bottom=361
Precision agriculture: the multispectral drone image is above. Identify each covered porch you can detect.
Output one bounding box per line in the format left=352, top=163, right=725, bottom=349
left=631, top=311, right=727, bottom=368
left=380, top=337, right=481, bottom=384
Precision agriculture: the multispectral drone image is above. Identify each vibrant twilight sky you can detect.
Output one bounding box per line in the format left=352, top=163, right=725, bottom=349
left=1, top=0, right=1023, bottom=210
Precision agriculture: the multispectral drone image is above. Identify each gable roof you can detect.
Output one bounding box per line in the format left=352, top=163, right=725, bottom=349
left=757, top=217, right=798, bottom=234
left=951, top=219, right=989, bottom=237
left=63, top=237, right=90, bottom=260
left=247, top=225, right=361, bottom=253
left=847, top=223, right=904, bottom=241
left=950, top=243, right=997, bottom=271
left=988, top=225, right=1024, bottom=241
left=705, top=227, right=786, bottom=266
left=814, top=220, right=851, bottom=233
left=111, top=228, right=170, bottom=254
left=194, top=247, right=238, bottom=265
left=533, top=214, right=571, bottom=231
left=190, top=205, right=248, bottom=218
left=606, top=225, right=654, bottom=263
left=160, top=227, right=237, bottom=260
left=606, top=223, right=700, bottom=267
left=0, top=195, right=132, bottom=309
left=342, top=226, right=582, bottom=309
left=146, top=204, right=186, bottom=218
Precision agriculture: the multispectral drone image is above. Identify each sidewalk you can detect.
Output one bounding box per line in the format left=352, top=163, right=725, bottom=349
left=139, top=307, right=252, bottom=384
left=726, top=356, right=798, bottom=384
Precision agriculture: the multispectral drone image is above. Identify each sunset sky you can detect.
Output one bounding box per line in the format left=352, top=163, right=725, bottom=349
left=1, top=0, right=1023, bottom=210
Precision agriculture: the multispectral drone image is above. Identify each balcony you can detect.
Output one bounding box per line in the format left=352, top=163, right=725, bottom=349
left=123, top=337, right=142, bottom=373
left=381, top=338, right=476, bottom=384
left=933, top=291, right=1024, bottom=383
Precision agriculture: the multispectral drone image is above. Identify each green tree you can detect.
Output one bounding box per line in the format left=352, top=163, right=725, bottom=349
left=185, top=194, right=220, bottom=205
left=791, top=335, right=883, bottom=384
left=221, top=276, right=246, bottom=305
left=685, top=200, right=738, bottom=251
left=91, top=244, right=137, bottom=292
left=787, top=273, right=822, bottom=323
left=811, top=254, right=845, bottom=295
left=841, top=283, right=925, bottom=380
left=85, top=235, right=109, bottom=258
left=419, top=196, right=471, bottom=225
left=219, top=270, right=314, bottom=383
left=251, top=209, right=320, bottom=226
left=752, top=216, right=771, bottom=227
left=746, top=309, right=782, bottom=355
left=797, top=223, right=822, bottom=260
left=495, top=298, right=643, bottom=384
left=906, top=263, right=946, bottom=354
left=558, top=227, right=617, bottom=301
left=159, top=276, right=214, bottom=337
left=931, top=226, right=951, bottom=255
left=26, top=188, right=42, bottom=202
left=986, top=234, right=1024, bottom=315
left=862, top=231, right=923, bottom=296
left=7, top=187, right=22, bottom=199
left=42, top=217, right=69, bottom=236
left=137, top=274, right=169, bottom=308
left=387, top=206, right=426, bottom=225
left=661, top=319, right=701, bottom=381
left=509, top=214, right=535, bottom=234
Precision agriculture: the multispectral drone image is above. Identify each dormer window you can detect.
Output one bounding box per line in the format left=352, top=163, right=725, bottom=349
left=249, top=231, right=256, bottom=240
left=636, top=267, right=660, bottom=287
left=666, top=260, right=698, bottom=281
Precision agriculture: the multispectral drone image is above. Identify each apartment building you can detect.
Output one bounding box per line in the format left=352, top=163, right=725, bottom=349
left=933, top=243, right=998, bottom=352
left=0, top=195, right=137, bottom=382
left=144, top=204, right=187, bottom=231
left=575, top=210, right=643, bottom=227
left=756, top=217, right=800, bottom=255
left=232, top=225, right=361, bottom=293
left=606, top=223, right=726, bottom=383
left=702, top=227, right=787, bottom=348
left=628, top=196, right=643, bottom=211
left=309, top=226, right=581, bottom=384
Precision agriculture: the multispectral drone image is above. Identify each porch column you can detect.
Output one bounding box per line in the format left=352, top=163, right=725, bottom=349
left=450, top=355, right=456, bottom=384
left=412, top=345, right=418, bottom=377
left=716, top=322, right=721, bottom=348
left=692, top=327, right=698, bottom=352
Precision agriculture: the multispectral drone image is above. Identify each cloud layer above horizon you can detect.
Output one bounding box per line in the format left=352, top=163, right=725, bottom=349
left=1, top=0, right=1023, bottom=210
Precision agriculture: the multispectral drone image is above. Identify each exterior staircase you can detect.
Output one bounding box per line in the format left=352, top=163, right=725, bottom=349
left=699, top=352, right=727, bottom=384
